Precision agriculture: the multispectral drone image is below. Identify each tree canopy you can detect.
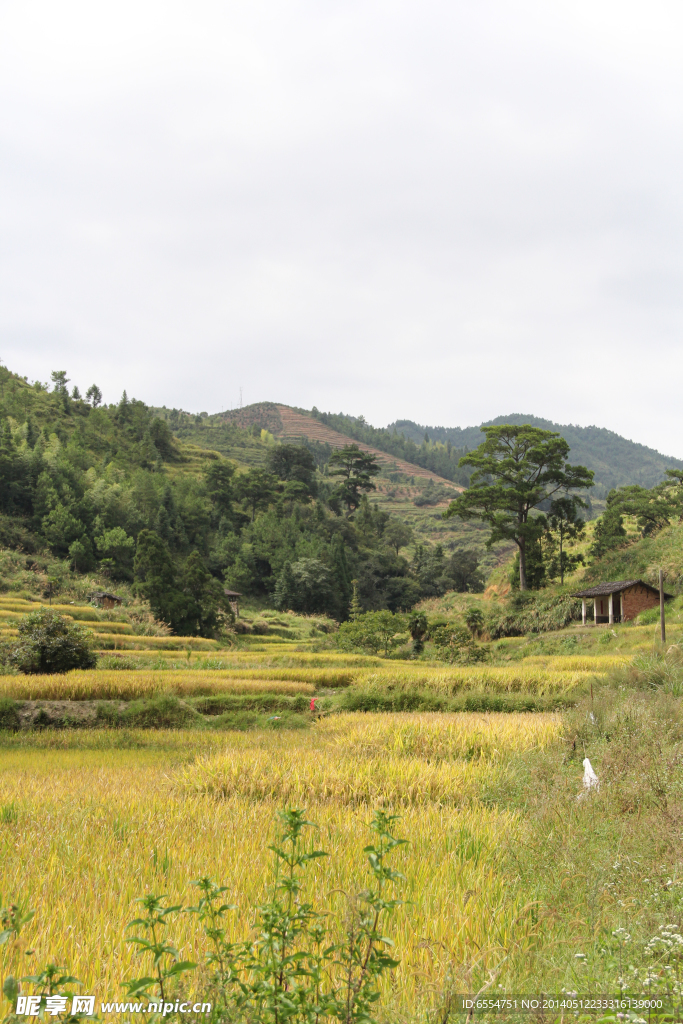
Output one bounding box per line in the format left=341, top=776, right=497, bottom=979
left=444, top=425, right=593, bottom=590
left=328, top=445, right=380, bottom=516
left=0, top=362, right=491, bottom=629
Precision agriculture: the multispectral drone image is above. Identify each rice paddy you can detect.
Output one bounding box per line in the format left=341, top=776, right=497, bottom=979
left=0, top=596, right=677, bottom=1020
left=0, top=671, right=316, bottom=700
left=0, top=715, right=554, bottom=1020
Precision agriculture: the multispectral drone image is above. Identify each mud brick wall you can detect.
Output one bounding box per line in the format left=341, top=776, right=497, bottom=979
left=622, top=584, right=659, bottom=621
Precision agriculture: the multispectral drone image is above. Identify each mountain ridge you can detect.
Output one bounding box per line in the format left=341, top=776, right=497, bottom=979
left=157, top=400, right=683, bottom=499
left=389, top=413, right=683, bottom=496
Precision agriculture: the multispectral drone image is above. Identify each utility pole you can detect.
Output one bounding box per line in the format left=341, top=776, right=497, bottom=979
left=660, top=568, right=666, bottom=645
left=239, top=387, right=243, bottom=409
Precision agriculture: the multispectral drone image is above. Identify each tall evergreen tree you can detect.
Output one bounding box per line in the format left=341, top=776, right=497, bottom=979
left=444, top=425, right=593, bottom=590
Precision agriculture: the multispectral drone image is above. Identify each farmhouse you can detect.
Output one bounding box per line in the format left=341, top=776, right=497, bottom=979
left=224, top=589, right=242, bottom=617
left=572, top=579, right=671, bottom=625
left=90, top=591, right=123, bottom=610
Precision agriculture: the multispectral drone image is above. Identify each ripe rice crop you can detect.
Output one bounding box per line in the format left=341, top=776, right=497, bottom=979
left=209, top=651, right=384, bottom=668
left=175, top=744, right=494, bottom=806
left=47, top=605, right=103, bottom=621
left=89, top=660, right=360, bottom=685
left=84, top=622, right=133, bottom=634
left=0, top=671, right=315, bottom=701
left=316, top=710, right=563, bottom=759
left=520, top=655, right=627, bottom=671
left=94, top=634, right=218, bottom=649
left=351, top=666, right=595, bottom=695
left=176, top=712, right=561, bottom=805
left=0, top=724, right=532, bottom=1018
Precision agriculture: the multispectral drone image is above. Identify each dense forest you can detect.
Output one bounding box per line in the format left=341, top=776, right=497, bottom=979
left=0, top=366, right=483, bottom=636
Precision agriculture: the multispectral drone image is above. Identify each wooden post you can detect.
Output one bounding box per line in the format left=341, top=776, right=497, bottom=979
left=582, top=598, right=586, bottom=626
left=660, top=568, right=666, bottom=645
left=608, top=592, right=614, bottom=624
left=593, top=598, right=598, bottom=625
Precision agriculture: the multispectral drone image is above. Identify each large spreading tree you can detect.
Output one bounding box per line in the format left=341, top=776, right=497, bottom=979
left=443, top=425, right=594, bottom=590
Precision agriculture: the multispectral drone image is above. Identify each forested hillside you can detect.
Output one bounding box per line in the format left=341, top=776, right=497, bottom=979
left=389, top=413, right=683, bottom=497
left=4, top=360, right=682, bottom=639
left=0, top=365, right=484, bottom=636
left=178, top=400, right=683, bottom=499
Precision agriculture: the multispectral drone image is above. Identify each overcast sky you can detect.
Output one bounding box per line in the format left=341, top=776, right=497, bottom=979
left=1, top=1, right=682, bottom=453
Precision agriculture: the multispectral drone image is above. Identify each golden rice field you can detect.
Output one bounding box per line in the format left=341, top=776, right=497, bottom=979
left=346, top=666, right=600, bottom=696
left=518, top=655, right=628, bottom=671
left=0, top=671, right=316, bottom=700
left=0, top=658, right=615, bottom=701
left=0, top=714, right=563, bottom=1020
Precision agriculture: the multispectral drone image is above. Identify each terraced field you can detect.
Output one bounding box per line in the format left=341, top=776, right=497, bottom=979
left=276, top=405, right=460, bottom=484
left=1, top=590, right=681, bottom=1020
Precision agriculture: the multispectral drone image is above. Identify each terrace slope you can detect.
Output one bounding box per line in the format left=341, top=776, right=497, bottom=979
left=209, top=403, right=460, bottom=486
left=276, top=406, right=459, bottom=485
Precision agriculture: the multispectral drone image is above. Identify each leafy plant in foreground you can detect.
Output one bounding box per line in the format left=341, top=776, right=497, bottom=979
left=187, top=809, right=406, bottom=1023
left=124, top=895, right=196, bottom=1003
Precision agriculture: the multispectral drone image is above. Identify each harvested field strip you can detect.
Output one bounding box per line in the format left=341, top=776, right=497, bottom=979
left=0, top=671, right=316, bottom=701
left=276, top=405, right=459, bottom=485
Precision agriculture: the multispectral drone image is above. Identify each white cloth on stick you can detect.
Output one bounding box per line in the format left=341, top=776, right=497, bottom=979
left=577, top=757, right=599, bottom=800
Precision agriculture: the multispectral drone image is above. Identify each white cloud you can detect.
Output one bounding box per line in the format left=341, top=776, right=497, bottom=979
left=1, top=0, right=683, bottom=453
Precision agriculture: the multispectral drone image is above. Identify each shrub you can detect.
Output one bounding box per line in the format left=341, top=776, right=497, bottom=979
left=430, top=624, right=489, bottom=664
left=336, top=611, right=408, bottom=656
left=465, top=606, right=485, bottom=637
left=123, top=696, right=205, bottom=729
left=97, top=655, right=139, bottom=670
left=486, top=593, right=582, bottom=638
left=96, top=695, right=204, bottom=729
left=5, top=608, right=97, bottom=674
left=0, top=698, right=20, bottom=731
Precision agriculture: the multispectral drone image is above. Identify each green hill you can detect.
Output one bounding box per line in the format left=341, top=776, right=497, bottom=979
left=152, top=403, right=682, bottom=502
left=389, top=413, right=683, bottom=498
left=0, top=364, right=486, bottom=630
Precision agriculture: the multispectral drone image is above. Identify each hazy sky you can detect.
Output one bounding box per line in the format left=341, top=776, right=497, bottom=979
left=1, top=1, right=683, bottom=453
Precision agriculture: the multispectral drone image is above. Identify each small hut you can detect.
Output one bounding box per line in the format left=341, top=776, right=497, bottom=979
left=224, top=589, right=242, bottom=617
left=572, top=579, right=671, bottom=625
left=91, top=590, right=123, bottom=610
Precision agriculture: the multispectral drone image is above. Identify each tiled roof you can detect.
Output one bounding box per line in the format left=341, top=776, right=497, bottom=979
left=572, top=579, right=670, bottom=598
